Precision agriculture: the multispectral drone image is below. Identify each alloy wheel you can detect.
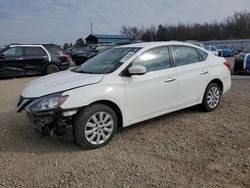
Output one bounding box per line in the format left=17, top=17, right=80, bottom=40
left=84, top=112, right=114, bottom=145
left=207, top=86, right=220, bottom=109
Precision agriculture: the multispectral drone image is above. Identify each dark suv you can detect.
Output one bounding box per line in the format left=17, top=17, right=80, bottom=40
left=0, top=44, right=70, bottom=78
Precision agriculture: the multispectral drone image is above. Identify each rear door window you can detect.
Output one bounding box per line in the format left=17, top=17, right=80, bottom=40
left=171, top=46, right=200, bottom=66
left=23, top=47, right=46, bottom=56
left=197, top=49, right=208, bottom=61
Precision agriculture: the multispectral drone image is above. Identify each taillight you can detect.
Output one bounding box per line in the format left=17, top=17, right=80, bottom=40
left=60, top=53, right=69, bottom=62
left=224, top=60, right=231, bottom=70
left=61, top=53, right=69, bottom=58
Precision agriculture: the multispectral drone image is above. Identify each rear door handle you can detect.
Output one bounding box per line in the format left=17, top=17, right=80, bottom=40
left=200, top=70, right=208, bottom=75
left=16, top=58, right=23, bottom=60
left=164, top=77, right=176, bottom=82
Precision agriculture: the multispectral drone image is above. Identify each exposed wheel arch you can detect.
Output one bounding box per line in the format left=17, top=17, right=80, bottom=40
left=207, top=78, right=223, bottom=94
left=201, top=78, right=223, bottom=104
left=76, top=100, right=123, bottom=129
left=201, top=82, right=221, bottom=112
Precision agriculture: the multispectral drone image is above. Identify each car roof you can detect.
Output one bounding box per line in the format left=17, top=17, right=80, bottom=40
left=9, top=44, right=59, bottom=47
left=117, top=41, right=201, bottom=49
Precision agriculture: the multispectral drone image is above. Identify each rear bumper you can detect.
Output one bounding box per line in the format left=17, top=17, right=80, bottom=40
left=222, top=72, right=231, bottom=94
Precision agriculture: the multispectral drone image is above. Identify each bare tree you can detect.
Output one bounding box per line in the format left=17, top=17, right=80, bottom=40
left=120, top=25, right=143, bottom=41
left=121, top=11, right=250, bottom=42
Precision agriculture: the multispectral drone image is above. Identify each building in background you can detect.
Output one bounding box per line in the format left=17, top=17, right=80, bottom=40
left=85, top=34, right=130, bottom=44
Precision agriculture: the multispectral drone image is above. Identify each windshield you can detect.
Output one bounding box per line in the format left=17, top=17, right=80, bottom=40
left=73, top=47, right=141, bottom=74
left=243, top=44, right=250, bottom=53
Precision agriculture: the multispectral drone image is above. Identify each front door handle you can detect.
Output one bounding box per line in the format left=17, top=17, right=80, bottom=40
left=200, top=70, right=208, bottom=75
left=164, top=77, right=176, bottom=82
left=16, top=57, right=23, bottom=60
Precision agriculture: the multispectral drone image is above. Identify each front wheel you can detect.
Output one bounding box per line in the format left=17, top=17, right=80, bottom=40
left=74, top=104, right=117, bottom=149
left=202, top=82, right=221, bottom=112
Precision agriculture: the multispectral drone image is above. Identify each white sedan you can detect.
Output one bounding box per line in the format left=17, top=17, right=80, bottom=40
left=17, top=42, right=231, bottom=149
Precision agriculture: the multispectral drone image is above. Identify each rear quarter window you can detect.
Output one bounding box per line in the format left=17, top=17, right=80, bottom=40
left=197, top=49, right=208, bottom=61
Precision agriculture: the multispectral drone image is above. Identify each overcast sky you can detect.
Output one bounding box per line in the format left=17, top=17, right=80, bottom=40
left=0, top=0, right=250, bottom=46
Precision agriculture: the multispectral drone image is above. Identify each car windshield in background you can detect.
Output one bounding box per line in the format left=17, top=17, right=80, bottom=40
left=243, top=45, right=250, bottom=53
left=73, top=47, right=141, bottom=74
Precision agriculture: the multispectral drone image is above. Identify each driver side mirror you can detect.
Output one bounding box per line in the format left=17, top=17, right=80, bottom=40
left=0, top=54, right=4, bottom=59
left=128, top=65, right=146, bottom=76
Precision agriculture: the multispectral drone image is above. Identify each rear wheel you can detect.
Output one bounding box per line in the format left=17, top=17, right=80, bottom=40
left=234, top=62, right=241, bottom=75
left=45, top=64, right=60, bottom=74
left=202, top=82, right=221, bottom=112
left=74, top=104, right=117, bottom=149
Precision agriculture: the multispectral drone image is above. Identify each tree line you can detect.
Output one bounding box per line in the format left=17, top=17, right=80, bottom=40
left=120, top=11, right=250, bottom=42
left=63, top=11, right=250, bottom=50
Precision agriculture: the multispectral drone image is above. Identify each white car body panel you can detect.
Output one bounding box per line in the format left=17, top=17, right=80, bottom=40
left=176, top=61, right=209, bottom=107
left=19, top=41, right=231, bottom=127
left=21, top=70, right=104, bottom=98
left=123, top=68, right=177, bottom=123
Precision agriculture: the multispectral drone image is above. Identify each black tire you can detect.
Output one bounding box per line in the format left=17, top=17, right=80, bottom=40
left=45, top=64, right=60, bottom=74
left=74, top=104, right=118, bottom=149
left=202, top=82, right=221, bottom=112
left=234, top=62, right=238, bottom=74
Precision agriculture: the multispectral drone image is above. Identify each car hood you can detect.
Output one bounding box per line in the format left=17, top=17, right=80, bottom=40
left=21, top=70, right=104, bottom=98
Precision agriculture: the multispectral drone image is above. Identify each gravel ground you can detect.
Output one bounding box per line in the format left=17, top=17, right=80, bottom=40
left=0, top=73, right=250, bottom=187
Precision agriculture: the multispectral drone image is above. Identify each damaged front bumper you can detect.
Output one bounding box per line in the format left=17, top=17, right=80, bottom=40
left=17, top=95, right=78, bottom=136
left=26, top=109, right=78, bottom=136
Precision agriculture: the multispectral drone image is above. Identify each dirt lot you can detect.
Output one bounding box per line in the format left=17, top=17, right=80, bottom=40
left=0, top=73, right=250, bottom=187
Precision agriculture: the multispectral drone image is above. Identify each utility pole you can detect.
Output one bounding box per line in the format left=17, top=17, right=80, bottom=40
left=90, top=22, right=93, bottom=34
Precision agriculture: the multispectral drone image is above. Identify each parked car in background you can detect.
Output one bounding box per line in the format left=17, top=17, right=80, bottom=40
left=234, top=44, right=250, bottom=74
left=0, top=44, right=70, bottom=78
left=66, top=47, right=85, bottom=57
left=65, top=47, right=74, bottom=57
left=71, top=44, right=115, bottom=65
left=17, top=41, right=231, bottom=149
left=232, top=48, right=243, bottom=56
left=221, top=47, right=233, bottom=57
left=204, top=45, right=219, bottom=56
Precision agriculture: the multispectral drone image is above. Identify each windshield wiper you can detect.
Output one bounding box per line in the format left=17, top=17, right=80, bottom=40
left=72, top=69, right=94, bottom=74
left=79, top=70, right=95, bottom=74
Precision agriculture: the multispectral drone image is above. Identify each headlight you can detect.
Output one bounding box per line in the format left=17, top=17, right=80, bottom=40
left=27, top=93, right=68, bottom=112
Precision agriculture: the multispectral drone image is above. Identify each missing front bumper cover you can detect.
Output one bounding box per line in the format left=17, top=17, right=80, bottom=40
left=26, top=109, right=77, bottom=137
